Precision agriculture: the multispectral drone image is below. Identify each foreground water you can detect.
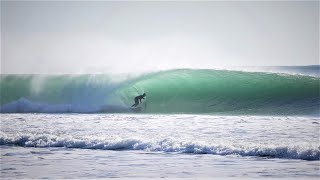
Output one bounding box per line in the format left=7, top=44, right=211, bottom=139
left=1, top=114, right=319, bottom=178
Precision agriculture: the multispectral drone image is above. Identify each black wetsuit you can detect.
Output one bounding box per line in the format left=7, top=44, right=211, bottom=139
left=131, top=94, right=145, bottom=107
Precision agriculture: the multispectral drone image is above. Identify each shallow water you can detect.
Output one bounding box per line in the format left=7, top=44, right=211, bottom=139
left=2, top=146, right=319, bottom=178
left=1, top=114, right=319, bottom=178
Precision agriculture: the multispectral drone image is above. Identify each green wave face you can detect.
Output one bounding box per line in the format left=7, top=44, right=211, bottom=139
left=1, top=69, right=319, bottom=115
left=117, top=69, right=320, bottom=115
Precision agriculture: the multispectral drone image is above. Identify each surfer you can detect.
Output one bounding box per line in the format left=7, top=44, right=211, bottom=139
left=131, top=93, right=146, bottom=107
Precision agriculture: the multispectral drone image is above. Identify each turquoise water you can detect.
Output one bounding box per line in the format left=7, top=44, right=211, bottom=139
left=1, top=68, right=319, bottom=115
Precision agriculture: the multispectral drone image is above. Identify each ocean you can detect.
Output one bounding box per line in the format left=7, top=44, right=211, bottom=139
left=1, top=66, right=319, bottom=178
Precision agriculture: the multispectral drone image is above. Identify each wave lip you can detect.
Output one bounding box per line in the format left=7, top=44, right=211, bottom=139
left=1, top=134, right=319, bottom=161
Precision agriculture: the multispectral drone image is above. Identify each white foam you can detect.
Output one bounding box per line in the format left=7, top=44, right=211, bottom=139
left=1, top=134, right=318, bottom=160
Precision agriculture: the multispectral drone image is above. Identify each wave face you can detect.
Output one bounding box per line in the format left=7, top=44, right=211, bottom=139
left=1, top=68, right=319, bottom=115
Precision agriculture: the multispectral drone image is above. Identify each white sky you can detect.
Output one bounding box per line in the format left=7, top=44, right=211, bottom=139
left=1, top=0, right=319, bottom=74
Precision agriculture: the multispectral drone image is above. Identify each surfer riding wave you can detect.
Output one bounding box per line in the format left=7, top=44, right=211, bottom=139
left=131, top=93, right=146, bottom=107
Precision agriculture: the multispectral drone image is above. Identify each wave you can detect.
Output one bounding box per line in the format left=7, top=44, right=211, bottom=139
left=1, top=134, right=318, bottom=161
left=1, top=68, right=319, bottom=115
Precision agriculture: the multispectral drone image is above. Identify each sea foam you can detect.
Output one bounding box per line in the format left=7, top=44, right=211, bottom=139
left=1, top=133, right=319, bottom=161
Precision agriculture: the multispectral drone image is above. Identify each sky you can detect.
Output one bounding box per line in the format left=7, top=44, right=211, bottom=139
left=1, top=0, right=319, bottom=74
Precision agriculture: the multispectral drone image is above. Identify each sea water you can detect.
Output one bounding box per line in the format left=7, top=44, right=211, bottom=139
left=1, top=66, right=319, bottom=178
left=1, top=114, right=319, bottom=178
left=1, top=68, right=319, bottom=115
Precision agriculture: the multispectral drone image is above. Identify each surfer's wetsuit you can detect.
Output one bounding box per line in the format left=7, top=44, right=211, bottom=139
left=131, top=93, right=146, bottom=107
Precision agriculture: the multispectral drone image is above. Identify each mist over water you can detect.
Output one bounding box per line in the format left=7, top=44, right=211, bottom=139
left=2, top=1, right=318, bottom=74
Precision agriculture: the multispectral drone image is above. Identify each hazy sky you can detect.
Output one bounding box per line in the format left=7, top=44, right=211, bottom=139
left=1, top=1, right=319, bottom=74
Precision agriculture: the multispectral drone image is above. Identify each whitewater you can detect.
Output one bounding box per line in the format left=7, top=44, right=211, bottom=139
left=1, top=66, right=319, bottom=178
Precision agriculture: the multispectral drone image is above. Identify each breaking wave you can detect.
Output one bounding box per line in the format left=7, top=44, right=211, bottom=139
left=1, top=134, right=319, bottom=161
left=1, top=68, right=319, bottom=115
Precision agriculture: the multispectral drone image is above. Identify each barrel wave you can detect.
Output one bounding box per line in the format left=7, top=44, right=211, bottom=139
left=1, top=69, right=319, bottom=115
